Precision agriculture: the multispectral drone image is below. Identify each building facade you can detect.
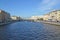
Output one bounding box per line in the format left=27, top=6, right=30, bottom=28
left=29, top=16, right=43, bottom=21
left=43, top=10, right=60, bottom=22
left=11, top=16, right=21, bottom=21
left=30, top=16, right=43, bottom=19
left=43, top=14, right=50, bottom=21
left=0, top=10, right=11, bottom=23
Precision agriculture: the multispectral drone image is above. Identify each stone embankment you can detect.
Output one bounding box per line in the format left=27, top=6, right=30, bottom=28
left=0, top=20, right=21, bottom=26
left=36, top=21, right=60, bottom=26
left=0, top=22, right=11, bottom=26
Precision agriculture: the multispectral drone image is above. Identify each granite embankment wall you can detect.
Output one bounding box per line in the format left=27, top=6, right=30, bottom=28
left=37, top=21, right=60, bottom=26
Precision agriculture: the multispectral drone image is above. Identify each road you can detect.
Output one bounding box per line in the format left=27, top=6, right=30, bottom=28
left=0, top=21, right=60, bottom=40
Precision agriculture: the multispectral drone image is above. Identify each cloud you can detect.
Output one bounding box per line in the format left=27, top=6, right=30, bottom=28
left=38, top=0, right=60, bottom=11
left=41, top=0, right=51, bottom=4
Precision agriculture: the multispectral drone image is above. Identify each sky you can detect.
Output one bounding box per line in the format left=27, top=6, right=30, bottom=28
left=0, top=0, right=60, bottom=17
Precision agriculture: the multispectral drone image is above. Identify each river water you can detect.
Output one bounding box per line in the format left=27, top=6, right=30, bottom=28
left=0, top=21, right=60, bottom=40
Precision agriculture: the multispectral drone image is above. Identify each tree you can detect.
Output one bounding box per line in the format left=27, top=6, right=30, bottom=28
left=37, top=18, right=43, bottom=21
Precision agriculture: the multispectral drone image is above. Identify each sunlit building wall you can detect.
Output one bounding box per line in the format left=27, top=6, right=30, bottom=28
left=43, top=10, right=60, bottom=21
left=11, top=16, right=20, bottom=21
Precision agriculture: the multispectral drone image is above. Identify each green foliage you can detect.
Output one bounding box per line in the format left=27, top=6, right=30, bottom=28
left=37, top=18, right=43, bottom=20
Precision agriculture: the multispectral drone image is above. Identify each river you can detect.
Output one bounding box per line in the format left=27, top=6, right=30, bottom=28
left=0, top=21, right=60, bottom=40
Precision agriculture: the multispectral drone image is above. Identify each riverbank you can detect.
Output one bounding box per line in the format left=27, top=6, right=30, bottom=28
left=0, top=20, right=21, bottom=26
left=38, top=21, right=60, bottom=26
left=0, top=22, right=11, bottom=26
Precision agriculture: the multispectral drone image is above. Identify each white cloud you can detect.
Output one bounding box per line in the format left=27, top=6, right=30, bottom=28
left=41, top=0, right=51, bottom=4
left=38, top=0, right=60, bottom=11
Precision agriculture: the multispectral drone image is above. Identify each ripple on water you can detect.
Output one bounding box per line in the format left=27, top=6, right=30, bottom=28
left=0, top=21, right=60, bottom=40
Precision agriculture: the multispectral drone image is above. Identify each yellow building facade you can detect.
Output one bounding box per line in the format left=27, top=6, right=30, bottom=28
left=43, top=14, right=50, bottom=21
left=43, top=10, right=60, bottom=22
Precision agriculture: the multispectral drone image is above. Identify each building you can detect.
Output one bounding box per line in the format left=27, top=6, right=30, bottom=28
left=56, top=10, right=60, bottom=21
left=0, top=10, right=11, bottom=23
left=29, top=16, right=43, bottom=21
left=11, top=16, right=21, bottom=21
left=43, top=14, right=50, bottom=21
left=43, top=10, right=60, bottom=22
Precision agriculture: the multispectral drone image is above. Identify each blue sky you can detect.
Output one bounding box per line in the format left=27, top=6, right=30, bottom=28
left=0, top=0, right=60, bottom=17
